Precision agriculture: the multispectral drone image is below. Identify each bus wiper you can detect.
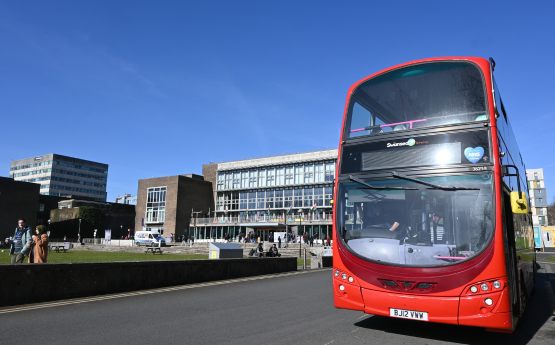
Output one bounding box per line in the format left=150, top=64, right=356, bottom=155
left=391, top=171, right=479, bottom=191
left=349, top=175, right=417, bottom=190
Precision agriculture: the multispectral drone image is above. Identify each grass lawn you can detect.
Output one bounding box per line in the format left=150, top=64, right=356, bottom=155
left=0, top=249, right=207, bottom=265
left=297, top=256, right=312, bottom=267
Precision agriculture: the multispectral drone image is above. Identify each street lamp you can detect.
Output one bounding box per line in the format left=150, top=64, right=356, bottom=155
left=298, top=209, right=304, bottom=258
left=78, top=218, right=82, bottom=244
left=283, top=206, right=292, bottom=248
left=191, top=209, right=201, bottom=244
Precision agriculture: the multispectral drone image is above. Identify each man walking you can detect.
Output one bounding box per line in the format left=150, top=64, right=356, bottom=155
left=9, top=218, right=33, bottom=264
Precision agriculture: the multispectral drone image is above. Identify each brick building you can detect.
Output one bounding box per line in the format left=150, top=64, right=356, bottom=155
left=0, top=177, right=40, bottom=240
left=134, top=174, right=213, bottom=237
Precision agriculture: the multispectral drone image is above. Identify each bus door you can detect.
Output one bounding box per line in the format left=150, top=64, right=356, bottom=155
left=502, top=190, right=520, bottom=316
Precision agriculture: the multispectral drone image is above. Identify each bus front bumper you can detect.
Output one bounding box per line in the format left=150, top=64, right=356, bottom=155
left=362, top=288, right=511, bottom=330
left=334, top=280, right=512, bottom=331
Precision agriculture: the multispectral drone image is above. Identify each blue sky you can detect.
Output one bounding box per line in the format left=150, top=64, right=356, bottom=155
left=1, top=0, right=554, bottom=202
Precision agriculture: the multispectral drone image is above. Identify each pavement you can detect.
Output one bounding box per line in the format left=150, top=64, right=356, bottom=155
left=0, top=266, right=554, bottom=345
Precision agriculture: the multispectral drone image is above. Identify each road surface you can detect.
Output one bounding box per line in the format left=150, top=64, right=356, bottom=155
left=1, top=266, right=554, bottom=345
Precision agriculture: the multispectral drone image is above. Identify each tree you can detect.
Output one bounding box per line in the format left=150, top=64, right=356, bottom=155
left=548, top=202, right=555, bottom=226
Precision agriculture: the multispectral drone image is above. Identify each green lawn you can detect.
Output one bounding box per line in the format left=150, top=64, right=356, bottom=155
left=0, top=249, right=207, bottom=264
left=297, top=256, right=312, bottom=267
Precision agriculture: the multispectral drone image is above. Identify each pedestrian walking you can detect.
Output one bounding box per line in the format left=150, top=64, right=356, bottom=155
left=32, top=225, right=49, bottom=263
left=278, top=236, right=281, bottom=248
left=9, top=218, right=33, bottom=264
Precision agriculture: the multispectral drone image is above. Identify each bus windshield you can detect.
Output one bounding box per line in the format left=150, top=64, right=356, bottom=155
left=347, top=61, right=487, bottom=138
left=338, top=173, right=493, bottom=267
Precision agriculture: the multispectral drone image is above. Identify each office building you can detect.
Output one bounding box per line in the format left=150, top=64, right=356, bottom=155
left=526, top=168, right=549, bottom=226
left=10, top=154, right=108, bottom=202
left=197, top=149, right=337, bottom=241
left=135, top=174, right=213, bottom=237
left=115, top=194, right=136, bottom=205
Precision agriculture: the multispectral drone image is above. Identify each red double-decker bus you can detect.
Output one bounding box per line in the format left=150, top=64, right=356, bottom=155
left=332, top=57, right=535, bottom=332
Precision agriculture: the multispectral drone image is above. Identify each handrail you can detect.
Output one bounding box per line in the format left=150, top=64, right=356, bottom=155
left=191, top=214, right=333, bottom=226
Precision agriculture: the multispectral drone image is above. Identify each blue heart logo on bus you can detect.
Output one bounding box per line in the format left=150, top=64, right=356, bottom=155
left=464, top=147, right=484, bottom=164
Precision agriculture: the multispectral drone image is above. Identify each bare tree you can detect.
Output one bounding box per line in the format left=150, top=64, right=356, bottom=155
left=547, top=202, right=555, bottom=225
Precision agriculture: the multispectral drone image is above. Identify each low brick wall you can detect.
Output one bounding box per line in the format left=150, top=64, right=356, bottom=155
left=0, top=257, right=297, bottom=307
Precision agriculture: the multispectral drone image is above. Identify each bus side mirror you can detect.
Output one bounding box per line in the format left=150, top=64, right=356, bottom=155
left=510, top=191, right=528, bottom=214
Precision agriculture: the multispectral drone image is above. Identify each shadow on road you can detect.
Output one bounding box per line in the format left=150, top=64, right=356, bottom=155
left=354, top=271, right=555, bottom=345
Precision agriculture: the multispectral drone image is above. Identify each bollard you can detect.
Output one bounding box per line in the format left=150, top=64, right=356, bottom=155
left=303, top=248, right=307, bottom=270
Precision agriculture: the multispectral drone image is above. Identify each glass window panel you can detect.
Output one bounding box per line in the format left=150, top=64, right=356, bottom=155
left=303, top=187, right=314, bottom=207
left=257, top=191, right=265, bottom=209
left=294, top=188, right=303, bottom=208
left=249, top=170, right=258, bottom=188
left=325, top=162, right=335, bottom=182
left=248, top=192, right=256, bottom=209
left=276, top=167, right=285, bottom=186
left=295, top=165, right=303, bottom=185
left=241, top=171, right=248, bottom=188
left=258, top=169, right=266, bottom=187
left=267, top=168, right=275, bottom=187
left=266, top=190, right=274, bottom=208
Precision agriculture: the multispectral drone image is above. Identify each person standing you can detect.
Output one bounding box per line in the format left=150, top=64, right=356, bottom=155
left=32, top=225, right=49, bottom=263
left=9, top=218, right=33, bottom=264
left=278, top=236, right=282, bottom=249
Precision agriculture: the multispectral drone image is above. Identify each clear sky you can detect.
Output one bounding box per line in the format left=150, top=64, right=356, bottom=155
left=1, top=0, right=554, bottom=202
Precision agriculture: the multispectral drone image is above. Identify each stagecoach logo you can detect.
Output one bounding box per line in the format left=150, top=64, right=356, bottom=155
left=386, top=138, right=416, bottom=148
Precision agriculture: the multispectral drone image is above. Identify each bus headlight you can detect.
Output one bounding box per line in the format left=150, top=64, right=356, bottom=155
left=492, top=280, right=501, bottom=289
left=334, top=270, right=340, bottom=277
left=339, top=285, right=345, bottom=291
left=341, top=273, right=347, bottom=280
left=348, top=276, right=354, bottom=283
left=480, top=283, right=489, bottom=291
left=470, top=286, right=478, bottom=293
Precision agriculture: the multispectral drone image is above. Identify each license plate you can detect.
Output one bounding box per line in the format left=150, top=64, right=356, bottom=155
left=389, top=308, right=429, bottom=321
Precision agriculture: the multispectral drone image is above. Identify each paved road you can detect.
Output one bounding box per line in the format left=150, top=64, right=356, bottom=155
left=1, top=267, right=554, bottom=345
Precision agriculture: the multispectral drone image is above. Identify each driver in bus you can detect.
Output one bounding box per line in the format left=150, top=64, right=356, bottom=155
left=361, top=203, right=406, bottom=241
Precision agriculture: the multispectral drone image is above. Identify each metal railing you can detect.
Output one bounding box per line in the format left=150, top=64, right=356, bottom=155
left=191, top=213, right=333, bottom=226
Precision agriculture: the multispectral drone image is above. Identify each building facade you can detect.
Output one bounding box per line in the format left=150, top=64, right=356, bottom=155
left=10, top=154, right=108, bottom=202
left=49, top=199, right=135, bottom=240
left=134, top=174, right=213, bottom=237
left=198, top=149, right=337, bottom=241
left=115, top=194, right=137, bottom=205
left=0, top=177, right=40, bottom=240
left=526, top=168, right=549, bottom=226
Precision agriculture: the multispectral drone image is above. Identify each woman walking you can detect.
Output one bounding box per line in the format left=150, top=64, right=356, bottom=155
left=32, top=225, right=49, bottom=263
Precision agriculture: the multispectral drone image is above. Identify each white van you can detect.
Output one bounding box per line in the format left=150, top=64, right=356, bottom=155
left=134, top=231, right=166, bottom=247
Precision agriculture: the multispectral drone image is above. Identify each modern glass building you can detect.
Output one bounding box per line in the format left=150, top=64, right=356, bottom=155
left=197, top=149, right=337, bottom=241
left=10, top=154, right=108, bottom=202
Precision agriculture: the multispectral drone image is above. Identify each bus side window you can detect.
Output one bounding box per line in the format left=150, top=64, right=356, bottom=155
left=493, top=78, right=508, bottom=122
